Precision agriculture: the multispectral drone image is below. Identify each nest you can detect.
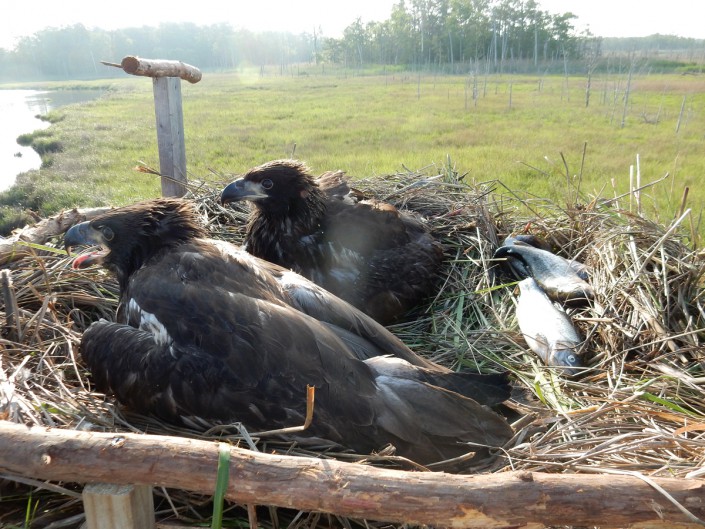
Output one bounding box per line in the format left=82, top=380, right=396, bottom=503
left=1, top=165, right=704, bottom=527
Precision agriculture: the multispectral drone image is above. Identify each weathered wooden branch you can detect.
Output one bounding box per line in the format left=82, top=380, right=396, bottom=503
left=102, top=56, right=202, bottom=84
left=0, top=206, right=112, bottom=265
left=1, top=270, right=22, bottom=341
left=0, top=422, right=703, bottom=528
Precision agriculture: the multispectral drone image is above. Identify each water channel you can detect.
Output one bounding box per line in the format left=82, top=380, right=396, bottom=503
left=0, top=89, right=104, bottom=191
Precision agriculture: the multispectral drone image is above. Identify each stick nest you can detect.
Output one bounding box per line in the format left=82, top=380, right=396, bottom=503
left=1, top=165, right=704, bottom=526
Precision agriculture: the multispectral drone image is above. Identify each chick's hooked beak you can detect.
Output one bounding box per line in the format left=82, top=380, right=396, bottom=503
left=220, top=178, right=269, bottom=205
left=64, top=221, right=108, bottom=270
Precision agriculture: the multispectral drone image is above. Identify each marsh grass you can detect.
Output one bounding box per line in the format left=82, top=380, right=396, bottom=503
left=0, top=161, right=703, bottom=527
left=1, top=68, right=703, bottom=235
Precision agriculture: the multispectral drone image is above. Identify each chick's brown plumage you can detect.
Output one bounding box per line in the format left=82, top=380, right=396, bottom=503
left=221, top=160, right=443, bottom=324
left=64, top=198, right=513, bottom=467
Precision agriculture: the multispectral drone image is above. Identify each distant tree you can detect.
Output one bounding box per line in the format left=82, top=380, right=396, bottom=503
left=0, top=2, right=699, bottom=83
left=366, top=20, right=393, bottom=64
left=549, top=12, right=579, bottom=59
left=449, top=0, right=490, bottom=63
left=343, top=18, right=367, bottom=67
left=388, top=0, right=417, bottom=64
left=581, top=33, right=603, bottom=107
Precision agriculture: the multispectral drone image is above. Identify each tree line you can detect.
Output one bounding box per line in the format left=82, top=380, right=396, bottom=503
left=0, top=0, right=702, bottom=82
left=329, top=0, right=583, bottom=70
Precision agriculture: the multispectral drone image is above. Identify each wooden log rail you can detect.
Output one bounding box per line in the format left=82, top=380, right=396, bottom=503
left=0, top=422, right=704, bottom=528
left=111, top=56, right=202, bottom=84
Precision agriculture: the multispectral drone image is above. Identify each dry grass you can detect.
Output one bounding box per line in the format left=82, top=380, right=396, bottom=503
left=1, top=164, right=704, bottom=527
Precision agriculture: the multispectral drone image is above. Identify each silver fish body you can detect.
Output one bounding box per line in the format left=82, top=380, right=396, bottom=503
left=495, top=243, right=593, bottom=302
left=516, top=277, right=583, bottom=375
left=502, top=235, right=590, bottom=281
left=503, top=234, right=553, bottom=253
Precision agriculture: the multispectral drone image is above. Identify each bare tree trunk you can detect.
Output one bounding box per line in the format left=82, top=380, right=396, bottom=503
left=0, top=423, right=703, bottom=528
left=676, top=95, right=687, bottom=133
left=534, top=27, right=538, bottom=69
left=621, top=56, right=636, bottom=128
left=448, top=30, right=454, bottom=71
left=508, top=82, right=513, bottom=109
left=585, top=69, right=593, bottom=108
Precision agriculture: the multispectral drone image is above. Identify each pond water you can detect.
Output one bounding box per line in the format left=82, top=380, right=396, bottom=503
left=0, top=89, right=104, bottom=191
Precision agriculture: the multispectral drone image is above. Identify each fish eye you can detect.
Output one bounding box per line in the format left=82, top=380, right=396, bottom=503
left=261, top=179, right=273, bottom=190
left=567, top=355, right=578, bottom=365
left=101, top=226, right=114, bottom=241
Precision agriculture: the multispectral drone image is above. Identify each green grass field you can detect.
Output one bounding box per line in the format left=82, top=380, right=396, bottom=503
left=4, top=67, right=705, bottom=234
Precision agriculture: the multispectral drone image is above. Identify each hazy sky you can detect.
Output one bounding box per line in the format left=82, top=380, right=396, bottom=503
left=1, top=0, right=703, bottom=50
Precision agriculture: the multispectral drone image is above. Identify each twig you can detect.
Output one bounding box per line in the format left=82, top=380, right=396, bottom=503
left=1, top=270, right=22, bottom=342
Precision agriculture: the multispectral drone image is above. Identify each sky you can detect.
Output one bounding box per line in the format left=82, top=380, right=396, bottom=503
left=0, top=0, right=703, bottom=51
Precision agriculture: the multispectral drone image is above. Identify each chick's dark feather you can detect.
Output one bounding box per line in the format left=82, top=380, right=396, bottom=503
left=66, top=198, right=512, bottom=466
left=220, top=160, right=444, bottom=324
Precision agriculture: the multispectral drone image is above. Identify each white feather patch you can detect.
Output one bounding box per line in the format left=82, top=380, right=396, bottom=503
left=209, top=239, right=269, bottom=279
left=277, top=270, right=323, bottom=307
left=127, top=298, right=171, bottom=346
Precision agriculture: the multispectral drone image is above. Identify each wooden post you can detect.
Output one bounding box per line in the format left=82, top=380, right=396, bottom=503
left=153, top=77, right=187, bottom=197
left=101, top=56, right=203, bottom=197
left=83, top=483, right=155, bottom=529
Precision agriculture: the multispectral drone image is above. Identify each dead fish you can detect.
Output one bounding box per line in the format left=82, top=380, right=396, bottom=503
left=515, top=277, right=583, bottom=374
left=503, top=234, right=553, bottom=253
left=494, top=243, right=594, bottom=303
left=502, top=234, right=590, bottom=281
